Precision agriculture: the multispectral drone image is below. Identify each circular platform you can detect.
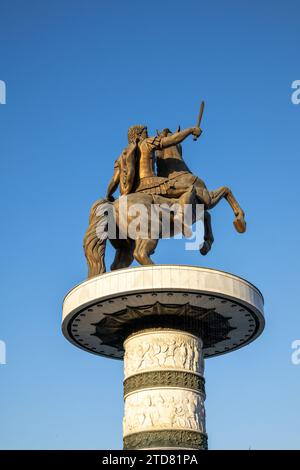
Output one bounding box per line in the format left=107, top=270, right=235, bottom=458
left=62, top=265, right=264, bottom=359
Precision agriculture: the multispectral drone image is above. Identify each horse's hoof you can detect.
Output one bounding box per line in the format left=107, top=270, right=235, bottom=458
left=233, top=216, right=246, bottom=233
left=200, top=241, right=211, bottom=256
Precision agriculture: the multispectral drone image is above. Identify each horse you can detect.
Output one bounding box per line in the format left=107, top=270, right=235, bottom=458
left=83, top=129, right=246, bottom=278
left=83, top=187, right=200, bottom=278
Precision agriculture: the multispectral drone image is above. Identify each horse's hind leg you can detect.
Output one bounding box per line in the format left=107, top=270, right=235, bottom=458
left=200, top=211, right=214, bottom=255
left=209, top=186, right=246, bottom=233
left=133, top=239, right=158, bottom=266
left=110, top=240, right=134, bottom=271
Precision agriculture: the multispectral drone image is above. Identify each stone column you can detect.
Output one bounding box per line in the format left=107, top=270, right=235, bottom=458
left=123, top=329, right=207, bottom=450
left=63, top=266, right=265, bottom=450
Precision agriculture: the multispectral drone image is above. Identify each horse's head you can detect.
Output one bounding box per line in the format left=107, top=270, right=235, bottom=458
left=155, top=127, right=183, bottom=163
left=155, top=127, right=186, bottom=178
left=156, top=126, right=180, bottom=138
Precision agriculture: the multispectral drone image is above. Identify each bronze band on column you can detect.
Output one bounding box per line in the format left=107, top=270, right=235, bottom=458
left=124, top=370, right=205, bottom=397
left=123, top=429, right=208, bottom=450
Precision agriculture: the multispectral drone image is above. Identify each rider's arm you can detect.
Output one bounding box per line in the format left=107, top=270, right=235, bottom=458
left=160, top=127, right=201, bottom=148
left=106, top=163, right=120, bottom=201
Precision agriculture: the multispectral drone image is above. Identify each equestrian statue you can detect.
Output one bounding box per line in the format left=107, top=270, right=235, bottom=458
left=83, top=102, right=246, bottom=278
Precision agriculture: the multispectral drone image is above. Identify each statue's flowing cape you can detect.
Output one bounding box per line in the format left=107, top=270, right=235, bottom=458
left=119, top=142, right=137, bottom=195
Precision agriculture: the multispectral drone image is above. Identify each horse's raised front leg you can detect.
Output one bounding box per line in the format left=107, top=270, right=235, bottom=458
left=200, top=210, right=214, bottom=255
left=209, top=186, right=246, bottom=233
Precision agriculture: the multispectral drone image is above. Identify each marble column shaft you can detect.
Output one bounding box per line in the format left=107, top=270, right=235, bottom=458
left=123, top=329, right=207, bottom=450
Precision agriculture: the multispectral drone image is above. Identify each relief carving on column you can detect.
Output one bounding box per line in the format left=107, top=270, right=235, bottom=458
left=124, top=331, right=204, bottom=378
left=123, top=389, right=206, bottom=436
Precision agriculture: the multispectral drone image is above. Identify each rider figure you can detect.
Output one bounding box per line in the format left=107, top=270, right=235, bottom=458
left=106, top=124, right=201, bottom=201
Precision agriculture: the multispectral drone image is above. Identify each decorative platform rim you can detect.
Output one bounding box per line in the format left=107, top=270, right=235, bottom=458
left=63, top=264, right=264, bottom=305
left=62, top=265, right=265, bottom=360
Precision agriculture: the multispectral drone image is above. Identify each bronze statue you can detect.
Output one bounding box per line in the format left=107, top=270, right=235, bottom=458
left=84, top=103, right=246, bottom=278
left=106, top=124, right=201, bottom=199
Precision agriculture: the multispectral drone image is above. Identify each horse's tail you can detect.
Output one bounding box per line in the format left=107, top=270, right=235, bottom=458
left=83, top=199, right=108, bottom=278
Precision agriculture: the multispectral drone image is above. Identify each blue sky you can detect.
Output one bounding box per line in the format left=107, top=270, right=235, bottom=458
left=0, top=0, right=299, bottom=449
